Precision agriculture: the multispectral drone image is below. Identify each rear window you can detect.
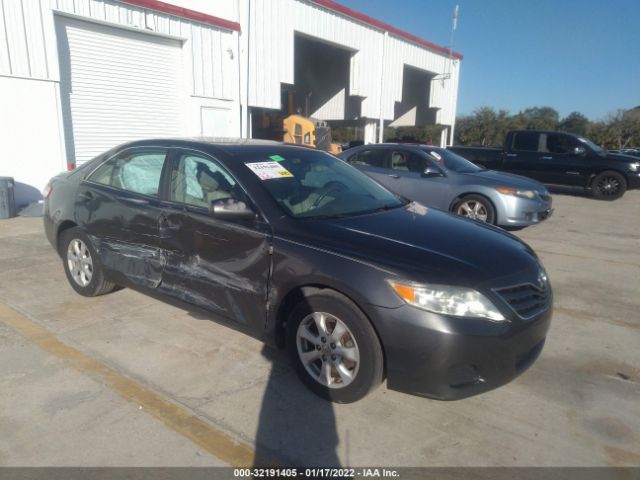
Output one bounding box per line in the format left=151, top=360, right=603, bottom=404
left=348, top=150, right=385, bottom=168
left=512, top=132, right=540, bottom=152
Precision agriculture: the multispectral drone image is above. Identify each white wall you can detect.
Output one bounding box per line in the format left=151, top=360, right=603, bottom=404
left=0, top=76, right=66, bottom=206
left=0, top=0, right=242, bottom=205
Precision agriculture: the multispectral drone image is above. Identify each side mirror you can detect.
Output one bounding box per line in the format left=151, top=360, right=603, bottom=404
left=574, top=146, right=586, bottom=156
left=422, top=166, right=444, bottom=177
left=210, top=198, right=256, bottom=221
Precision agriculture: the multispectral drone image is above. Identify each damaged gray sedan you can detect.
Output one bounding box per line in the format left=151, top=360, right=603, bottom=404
left=44, top=139, right=552, bottom=403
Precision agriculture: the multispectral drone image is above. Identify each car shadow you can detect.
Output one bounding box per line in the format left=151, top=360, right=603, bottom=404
left=253, top=345, right=345, bottom=469
left=546, top=185, right=593, bottom=199
left=182, top=299, right=347, bottom=468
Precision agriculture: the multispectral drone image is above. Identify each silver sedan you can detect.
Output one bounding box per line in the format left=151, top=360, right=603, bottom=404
left=338, top=144, right=553, bottom=228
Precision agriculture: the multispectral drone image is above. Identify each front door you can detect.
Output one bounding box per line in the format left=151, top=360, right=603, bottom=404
left=542, top=133, right=589, bottom=186
left=77, top=147, right=168, bottom=288
left=159, top=149, right=271, bottom=331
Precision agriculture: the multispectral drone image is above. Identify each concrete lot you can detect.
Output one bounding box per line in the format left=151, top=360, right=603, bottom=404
left=1, top=190, right=639, bottom=467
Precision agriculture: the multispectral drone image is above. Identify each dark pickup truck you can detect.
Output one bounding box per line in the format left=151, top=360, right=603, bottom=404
left=449, top=130, right=640, bottom=200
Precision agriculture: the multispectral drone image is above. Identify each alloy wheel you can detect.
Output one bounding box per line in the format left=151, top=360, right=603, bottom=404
left=596, top=176, right=621, bottom=197
left=296, top=312, right=360, bottom=389
left=457, top=200, right=488, bottom=222
left=67, top=239, right=93, bottom=287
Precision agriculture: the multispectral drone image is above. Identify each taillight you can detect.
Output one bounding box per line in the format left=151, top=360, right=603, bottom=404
left=42, top=184, right=52, bottom=199
left=67, top=162, right=76, bottom=171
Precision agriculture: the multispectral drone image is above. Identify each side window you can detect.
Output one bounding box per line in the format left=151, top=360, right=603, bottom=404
left=512, top=132, right=540, bottom=152
left=170, top=153, right=238, bottom=208
left=349, top=150, right=385, bottom=168
left=546, top=133, right=579, bottom=154
left=88, top=150, right=166, bottom=197
left=390, top=151, right=407, bottom=171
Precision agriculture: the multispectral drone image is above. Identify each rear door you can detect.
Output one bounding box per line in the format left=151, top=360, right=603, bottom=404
left=158, top=149, right=271, bottom=332
left=345, top=149, right=389, bottom=183
left=505, top=131, right=549, bottom=181
left=77, top=147, right=168, bottom=288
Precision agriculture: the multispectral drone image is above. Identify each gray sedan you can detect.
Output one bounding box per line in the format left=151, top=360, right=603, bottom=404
left=338, top=144, right=552, bottom=228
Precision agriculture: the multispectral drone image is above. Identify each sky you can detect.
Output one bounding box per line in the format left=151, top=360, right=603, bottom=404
left=342, top=0, right=640, bottom=121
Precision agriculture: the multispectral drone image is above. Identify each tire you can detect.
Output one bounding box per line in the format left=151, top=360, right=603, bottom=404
left=286, top=290, right=384, bottom=403
left=453, top=194, right=496, bottom=224
left=591, top=171, right=627, bottom=200
left=59, top=227, right=116, bottom=297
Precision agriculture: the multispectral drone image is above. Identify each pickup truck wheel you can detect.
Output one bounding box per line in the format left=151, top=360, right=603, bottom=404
left=454, top=195, right=496, bottom=224
left=60, top=227, right=116, bottom=297
left=286, top=290, right=384, bottom=403
left=592, top=171, right=626, bottom=200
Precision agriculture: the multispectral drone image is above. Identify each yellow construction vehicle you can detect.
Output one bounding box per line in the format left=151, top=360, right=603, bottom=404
left=253, top=93, right=342, bottom=155
left=282, top=114, right=342, bottom=155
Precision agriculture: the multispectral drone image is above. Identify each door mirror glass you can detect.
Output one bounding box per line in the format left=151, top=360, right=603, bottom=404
left=422, top=166, right=443, bottom=177
left=210, top=198, right=256, bottom=221
left=574, top=146, right=586, bottom=156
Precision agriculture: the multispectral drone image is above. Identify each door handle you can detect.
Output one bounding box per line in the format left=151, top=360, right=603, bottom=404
left=78, top=191, right=93, bottom=201
left=387, top=174, right=400, bottom=179
left=158, top=214, right=180, bottom=231
left=506, top=153, right=518, bottom=158
left=124, top=197, right=149, bottom=205
left=540, top=156, right=553, bottom=160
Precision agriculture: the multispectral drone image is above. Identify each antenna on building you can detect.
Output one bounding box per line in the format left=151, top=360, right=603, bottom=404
left=437, top=4, right=459, bottom=86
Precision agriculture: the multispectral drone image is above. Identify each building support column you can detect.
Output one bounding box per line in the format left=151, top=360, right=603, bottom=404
left=377, top=31, right=388, bottom=143
left=440, top=127, right=448, bottom=147
left=364, top=121, right=378, bottom=144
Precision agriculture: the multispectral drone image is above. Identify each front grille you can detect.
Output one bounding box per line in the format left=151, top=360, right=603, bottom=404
left=495, top=283, right=550, bottom=319
left=539, top=192, right=551, bottom=202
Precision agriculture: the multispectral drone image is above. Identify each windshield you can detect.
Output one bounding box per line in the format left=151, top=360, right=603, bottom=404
left=578, top=137, right=606, bottom=156
left=421, top=148, right=483, bottom=173
left=243, top=150, right=406, bottom=219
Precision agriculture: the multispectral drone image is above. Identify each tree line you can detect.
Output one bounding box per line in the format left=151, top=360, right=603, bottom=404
left=454, top=106, right=640, bottom=149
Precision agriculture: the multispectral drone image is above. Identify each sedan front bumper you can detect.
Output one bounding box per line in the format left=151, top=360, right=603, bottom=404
left=368, top=302, right=552, bottom=400
left=496, top=193, right=553, bottom=227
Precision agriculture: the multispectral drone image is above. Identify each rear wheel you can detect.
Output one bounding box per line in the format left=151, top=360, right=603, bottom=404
left=591, top=171, right=626, bottom=200
left=454, top=194, right=496, bottom=224
left=60, top=227, right=116, bottom=297
left=286, top=290, right=384, bottom=403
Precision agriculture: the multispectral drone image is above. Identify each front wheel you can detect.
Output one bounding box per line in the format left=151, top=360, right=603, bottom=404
left=454, top=194, right=496, bottom=224
left=286, top=290, right=384, bottom=403
left=591, top=171, right=626, bottom=200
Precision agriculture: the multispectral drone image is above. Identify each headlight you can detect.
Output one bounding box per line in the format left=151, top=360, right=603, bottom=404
left=630, top=162, right=640, bottom=172
left=388, top=280, right=506, bottom=321
left=495, top=187, right=536, bottom=199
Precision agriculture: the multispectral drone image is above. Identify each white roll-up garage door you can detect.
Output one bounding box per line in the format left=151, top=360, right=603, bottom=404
left=57, top=17, right=184, bottom=165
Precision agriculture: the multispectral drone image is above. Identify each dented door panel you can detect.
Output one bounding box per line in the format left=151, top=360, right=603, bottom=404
left=76, top=183, right=165, bottom=287
left=158, top=204, right=271, bottom=332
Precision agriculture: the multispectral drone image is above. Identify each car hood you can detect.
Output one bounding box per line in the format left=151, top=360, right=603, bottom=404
left=285, top=203, right=543, bottom=288
left=463, top=169, right=546, bottom=191
left=607, top=152, right=640, bottom=164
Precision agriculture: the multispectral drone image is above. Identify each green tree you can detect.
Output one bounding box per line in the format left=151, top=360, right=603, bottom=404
left=520, top=107, right=560, bottom=130
left=558, top=112, right=590, bottom=136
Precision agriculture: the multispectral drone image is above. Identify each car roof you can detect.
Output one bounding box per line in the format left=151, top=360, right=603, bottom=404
left=119, top=137, right=323, bottom=159
left=345, top=143, right=443, bottom=152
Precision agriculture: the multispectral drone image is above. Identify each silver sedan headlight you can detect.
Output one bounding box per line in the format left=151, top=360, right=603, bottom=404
left=495, top=187, right=537, bottom=199
left=388, top=280, right=506, bottom=321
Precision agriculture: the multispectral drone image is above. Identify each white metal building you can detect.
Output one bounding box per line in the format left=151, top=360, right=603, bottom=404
left=0, top=0, right=462, bottom=206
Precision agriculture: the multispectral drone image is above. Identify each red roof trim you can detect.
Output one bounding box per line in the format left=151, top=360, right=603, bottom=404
left=119, top=0, right=241, bottom=31
left=310, top=0, right=463, bottom=60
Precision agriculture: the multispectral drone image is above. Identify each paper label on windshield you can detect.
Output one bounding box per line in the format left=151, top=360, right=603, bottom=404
left=246, top=161, right=293, bottom=180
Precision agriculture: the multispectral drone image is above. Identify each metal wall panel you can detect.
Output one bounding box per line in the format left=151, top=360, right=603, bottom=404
left=0, top=0, right=238, bottom=102
left=246, top=0, right=459, bottom=126
left=59, top=16, right=184, bottom=163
